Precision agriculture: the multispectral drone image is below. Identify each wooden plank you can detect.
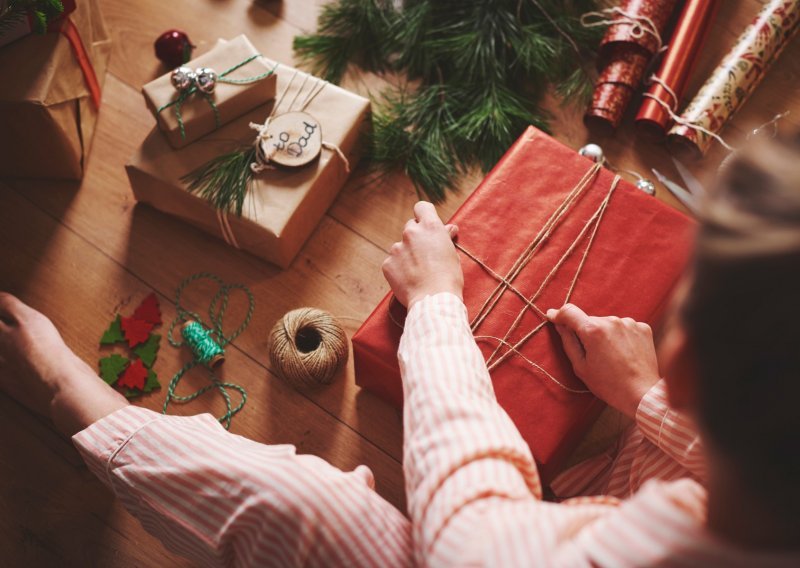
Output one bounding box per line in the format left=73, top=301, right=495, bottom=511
left=0, top=184, right=405, bottom=564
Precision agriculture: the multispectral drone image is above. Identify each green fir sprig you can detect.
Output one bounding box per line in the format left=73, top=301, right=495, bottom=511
left=181, top=147, right=257, bottom=217
left=0, top=0, right=64, bottom=36
left=294, top=0, right=604, bottom=201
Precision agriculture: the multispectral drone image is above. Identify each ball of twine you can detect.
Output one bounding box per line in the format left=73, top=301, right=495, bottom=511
left=268, top=308, right=349, bottom=389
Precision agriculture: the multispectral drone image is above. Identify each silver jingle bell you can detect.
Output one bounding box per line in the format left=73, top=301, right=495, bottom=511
left=636, top=178, right=656, bottom=196
left=195, top=67, right=218, bottom=94
left=170, top=66, right=196, bottom=92
left=578, top=143, right=605, bottom=164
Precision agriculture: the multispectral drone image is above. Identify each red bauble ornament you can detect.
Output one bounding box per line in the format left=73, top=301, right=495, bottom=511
left=154, top=29, right=194, bottom=68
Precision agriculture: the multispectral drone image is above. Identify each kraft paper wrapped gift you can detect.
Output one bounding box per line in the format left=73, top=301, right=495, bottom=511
left=143, top=35, right=278, bottom=149
left=352, top=127, right=695, bottom=484
left=126, top=61, right=370, bottom=268
left=0, top=0, right=111, bottom=179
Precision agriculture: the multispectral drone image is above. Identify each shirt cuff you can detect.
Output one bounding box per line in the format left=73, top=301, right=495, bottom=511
left=71, top=405, right=165, bottom=486
left=405, top=292, right=468, bottom=330
left=635, top=380, right=670, bottom=439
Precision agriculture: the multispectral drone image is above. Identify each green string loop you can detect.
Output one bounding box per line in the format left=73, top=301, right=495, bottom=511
left=155, top=55, right=277, bottom=141
left=165, top=272, right=256, bottom=429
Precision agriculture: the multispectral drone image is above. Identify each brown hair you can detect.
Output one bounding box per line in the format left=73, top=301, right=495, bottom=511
left=682, top=133, right=800, bottom=507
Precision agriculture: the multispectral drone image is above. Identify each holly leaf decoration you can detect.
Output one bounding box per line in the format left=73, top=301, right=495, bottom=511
left=133, top=333, right=161, bottom=368
left=143, top=368, right=160, bottom=393
left=99, top=354, right=129, bottom=385
left=117, top=358, right=148, bottom=390
left=121, top=316, right=154, bottom=348
left=100, top=314, right=125, bottom=345
left=133, top=293, right=162, bottom=326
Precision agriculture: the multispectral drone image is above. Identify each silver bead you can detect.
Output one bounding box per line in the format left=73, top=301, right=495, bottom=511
left=170, top=66, right=196, bottom=92
left=636, top=178, right=656, bottom=196
left=578, top=143, right=605, bottom=163
left=194, top=67, right=218, bottom=94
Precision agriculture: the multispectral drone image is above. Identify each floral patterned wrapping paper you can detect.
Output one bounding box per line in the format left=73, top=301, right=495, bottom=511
left=668, top=0, right=800, bottom=156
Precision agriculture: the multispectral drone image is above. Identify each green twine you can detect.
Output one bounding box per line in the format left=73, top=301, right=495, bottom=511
left=156, top=55, right=278, bottom=141
left=180, top=320, right=225, bottom=365
left=165, top=273, right=255, bottom=429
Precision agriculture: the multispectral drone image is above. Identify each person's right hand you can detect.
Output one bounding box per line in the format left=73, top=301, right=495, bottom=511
left=547, top=304, right=661, bottom=418
left=382, top=202, right=463, bottom=308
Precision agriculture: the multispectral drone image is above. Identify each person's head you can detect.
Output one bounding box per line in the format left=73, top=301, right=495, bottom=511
left=660, top=133, right=800, bottom=512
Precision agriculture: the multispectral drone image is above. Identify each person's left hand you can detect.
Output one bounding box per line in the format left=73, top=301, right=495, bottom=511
left=382, top=202, right=463, bottom=308
left=547, top=303, right=661, bottom=418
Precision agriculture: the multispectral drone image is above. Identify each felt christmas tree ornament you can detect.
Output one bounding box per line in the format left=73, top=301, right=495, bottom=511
left=97, top=293, right=163, bottom=397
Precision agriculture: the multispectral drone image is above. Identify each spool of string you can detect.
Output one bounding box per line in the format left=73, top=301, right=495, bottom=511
left=268, top=308, right=349, bottom=388
left=181, top=320, right=225, bottom=366
left=165, top=272, right=254, bottom=429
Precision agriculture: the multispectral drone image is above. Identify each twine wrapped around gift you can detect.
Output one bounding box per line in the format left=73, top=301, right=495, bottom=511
left=389, top=162, right=621, bottom=394
left=182, top=66, right=353, bottom=249
left=157, top=54, right=277, bottom=141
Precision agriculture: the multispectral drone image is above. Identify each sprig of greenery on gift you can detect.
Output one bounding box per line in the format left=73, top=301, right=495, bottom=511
left=294, top=0, right=603, bottom=202
left=0, top=0, right=63, bottom=36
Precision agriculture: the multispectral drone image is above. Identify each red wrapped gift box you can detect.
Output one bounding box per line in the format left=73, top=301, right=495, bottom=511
left=352, top=126, right=694, bottom=484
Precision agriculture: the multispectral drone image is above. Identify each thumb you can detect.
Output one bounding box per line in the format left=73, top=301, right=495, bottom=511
left=445, top=224, right=459, bottom=239
left=552, top=323, right=586, bottom=366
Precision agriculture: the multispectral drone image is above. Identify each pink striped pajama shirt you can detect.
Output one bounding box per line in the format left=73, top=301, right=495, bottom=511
left=72, top=293, right=798, bottom=566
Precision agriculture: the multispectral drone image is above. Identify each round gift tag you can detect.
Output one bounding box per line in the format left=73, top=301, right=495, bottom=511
left=258, top=111, right=323, bottom=168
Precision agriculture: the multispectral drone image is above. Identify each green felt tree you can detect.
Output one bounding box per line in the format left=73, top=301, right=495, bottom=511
left=99, top=353, right=129, bottom=385
left=294, top=0, right=604, bottom=201
left=99, top=315, right=125, bottom=345
left=134, top=333, right=161, bottom=368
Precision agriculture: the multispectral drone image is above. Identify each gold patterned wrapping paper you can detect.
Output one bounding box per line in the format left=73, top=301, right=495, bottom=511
left=667, top=0, right=800, bottom=156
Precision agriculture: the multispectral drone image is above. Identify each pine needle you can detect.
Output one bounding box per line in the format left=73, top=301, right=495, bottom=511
left=181, top=147, right=256, bottom=217
left=295, top=0, right=604, bottom=202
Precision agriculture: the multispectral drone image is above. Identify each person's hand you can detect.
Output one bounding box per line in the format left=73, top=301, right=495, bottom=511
left=382, top=201, right=463, bottom=308
left=547, top=303, right=660, bottom=418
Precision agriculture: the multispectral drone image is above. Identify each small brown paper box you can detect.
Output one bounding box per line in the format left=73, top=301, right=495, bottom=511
left=126, top=59, right=371, bottom=268
left=0, top=0, right=111, bottom=179
left=143, top=35, right=278, bottom=149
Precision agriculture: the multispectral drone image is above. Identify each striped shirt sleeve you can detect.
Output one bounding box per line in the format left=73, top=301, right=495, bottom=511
left=635, top=381, right=707, bottom=481
left=72, top=406, right=411, bottom=567
left=398, top=293, right=543, bottom=564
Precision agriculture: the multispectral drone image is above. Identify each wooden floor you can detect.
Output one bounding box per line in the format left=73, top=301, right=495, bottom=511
left=2, top=0, right=798, bottom=564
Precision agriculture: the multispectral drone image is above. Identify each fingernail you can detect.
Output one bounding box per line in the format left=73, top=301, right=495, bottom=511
left=546, top=309, right=557, bottom=320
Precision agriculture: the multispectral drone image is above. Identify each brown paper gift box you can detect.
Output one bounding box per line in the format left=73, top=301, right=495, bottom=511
left=126, top=62, right=370, bottom=268
left=143, top=35, right=278, bottom=149
left=0, top=0, right=111, bottom=179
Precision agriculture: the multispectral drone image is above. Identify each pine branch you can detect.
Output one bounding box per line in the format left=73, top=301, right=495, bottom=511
left=293, top=0, right=604, bottom=202
left=0, top=0, right=64, bottom=36
left=182, top=147, right=257, bottom=216
left=293, top=0, right=397, bottom=83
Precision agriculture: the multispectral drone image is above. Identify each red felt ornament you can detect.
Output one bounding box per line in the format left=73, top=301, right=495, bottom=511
left=133, top=293, right=162, bottom=326
left=118, top=358, right=148, bottom=390
left=121, top=316, right=155, bottom=348
left=154, top=29, right=194, bottom=68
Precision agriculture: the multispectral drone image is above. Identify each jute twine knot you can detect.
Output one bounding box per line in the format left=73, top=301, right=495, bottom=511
left=268, top=308, right=349, bottom=388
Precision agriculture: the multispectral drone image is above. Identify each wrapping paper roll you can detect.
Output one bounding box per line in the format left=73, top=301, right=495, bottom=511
left=636, top=0, right=720, bottom=137
left=585, top=0, right=680, bottom=134
left=667, top=0, right=800, bottom=157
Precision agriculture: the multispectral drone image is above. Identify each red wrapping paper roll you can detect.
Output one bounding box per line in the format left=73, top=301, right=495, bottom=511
left=636, top=0, right=720, bottom=137
left=585, top=0, right=679, bottom=134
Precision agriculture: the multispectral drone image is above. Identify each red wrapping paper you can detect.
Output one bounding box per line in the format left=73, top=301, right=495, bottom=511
left=585, top=0, right=679, bottom=133
left=353, top=127, right=694, bottom=484
left=636, top=0, right=720, bottom=137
